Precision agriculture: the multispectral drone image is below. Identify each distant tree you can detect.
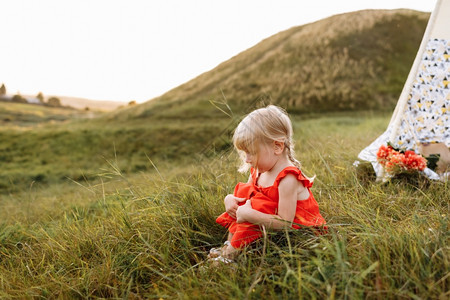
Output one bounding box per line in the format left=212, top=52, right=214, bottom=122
left=47, top=97, right=61, bottom=107
left=0, top=84, right=6, bottom=96
left=36, top=92, right=45, bottom=104
left=12, top=94, right=27, bottom=103
left=128, top=100, right=137, bottom=106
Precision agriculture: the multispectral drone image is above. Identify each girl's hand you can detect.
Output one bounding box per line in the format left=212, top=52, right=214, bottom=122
left=236, top=200, right=253, bottom=223
left=224, top=194, right=246, bottom=219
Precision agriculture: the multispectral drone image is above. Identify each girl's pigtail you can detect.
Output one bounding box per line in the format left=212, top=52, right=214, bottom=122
left=285, top=140, right=302, bottom=169
left=286, top=140, right=316, bottom=182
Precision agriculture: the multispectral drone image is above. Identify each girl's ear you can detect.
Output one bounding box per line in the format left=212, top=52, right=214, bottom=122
left=273, top=141, right=285, bottom=154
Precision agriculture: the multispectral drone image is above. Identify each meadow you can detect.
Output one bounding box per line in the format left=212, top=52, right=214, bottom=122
left=0, top=111, right=448, bottom=299
left=1, top=9, right=447, bottom=299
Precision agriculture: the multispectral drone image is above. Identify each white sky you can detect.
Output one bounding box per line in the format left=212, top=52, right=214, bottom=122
left=0, top=0, right=437, bottom=103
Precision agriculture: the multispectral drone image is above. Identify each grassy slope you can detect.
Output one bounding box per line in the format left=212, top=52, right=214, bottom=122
left=0, top=10, right=429, bottom=193
left=112, top=9, right=428, bottom=120
left=0, top=102, right=114, bottom=191
left=0, top=114, right=447, bottom=298
left=0, top=112, right=231, bottom=192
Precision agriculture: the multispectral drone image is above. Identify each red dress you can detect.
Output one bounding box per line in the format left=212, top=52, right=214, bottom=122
left=216, top=166, right=326, bottom=249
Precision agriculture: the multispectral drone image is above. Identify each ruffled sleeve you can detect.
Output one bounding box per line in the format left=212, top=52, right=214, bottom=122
left=273, top=166, right=313, bottom=189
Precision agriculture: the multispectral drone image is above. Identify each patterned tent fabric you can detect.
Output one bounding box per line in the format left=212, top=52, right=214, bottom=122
left=358, top=0, right=450, bottom=181
left=392, top=38, right=450, bottom=151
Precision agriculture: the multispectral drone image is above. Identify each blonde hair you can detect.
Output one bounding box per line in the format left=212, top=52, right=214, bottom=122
left=233, top=105, right=301, bottom=173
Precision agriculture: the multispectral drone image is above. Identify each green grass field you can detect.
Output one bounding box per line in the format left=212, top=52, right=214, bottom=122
left=0, top=111, right=448, bottom=299
left=0, top=9, right=447, bottom=298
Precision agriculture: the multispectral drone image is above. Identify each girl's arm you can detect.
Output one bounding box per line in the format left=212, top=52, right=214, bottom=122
left=224, top=174, right=253, bottom=218
left=236, top=174, right=302, bottom=229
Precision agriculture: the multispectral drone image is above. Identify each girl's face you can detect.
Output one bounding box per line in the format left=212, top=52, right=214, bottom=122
left=244, top=142, right=279, bottom=173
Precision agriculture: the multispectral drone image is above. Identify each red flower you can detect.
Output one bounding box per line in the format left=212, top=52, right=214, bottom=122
left=376, top=144, right=427, bottom=175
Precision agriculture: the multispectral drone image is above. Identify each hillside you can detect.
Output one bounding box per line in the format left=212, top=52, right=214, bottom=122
left=0, top=9, right=430, bottom=192
left=107, top=9, right=428, bottom=122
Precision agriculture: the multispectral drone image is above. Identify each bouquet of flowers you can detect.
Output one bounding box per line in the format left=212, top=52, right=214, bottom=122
left=376, top=144, right=427, bottom=175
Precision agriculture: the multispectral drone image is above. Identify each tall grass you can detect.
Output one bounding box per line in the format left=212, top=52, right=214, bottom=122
left=0, top=113, right=448, bottom=298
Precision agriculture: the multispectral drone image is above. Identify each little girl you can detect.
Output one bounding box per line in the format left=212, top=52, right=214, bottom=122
left=209, top=105, right=326, bottom=263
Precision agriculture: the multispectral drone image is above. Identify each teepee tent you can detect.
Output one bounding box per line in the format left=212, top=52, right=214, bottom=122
left=358, top=0, right=450, bottom=180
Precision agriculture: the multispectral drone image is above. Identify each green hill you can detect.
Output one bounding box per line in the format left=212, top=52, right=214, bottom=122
left=108, top=9, right=428, bottom=121
left=0, top=9, right=430, bottom=192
